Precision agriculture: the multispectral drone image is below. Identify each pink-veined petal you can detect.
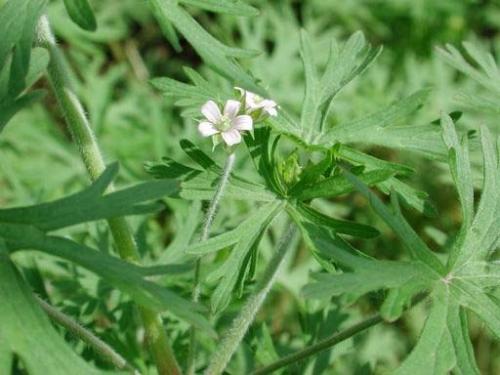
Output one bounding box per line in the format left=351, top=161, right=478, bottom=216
left=232, top=115, right=253, bottom=131
left=221, top=129, right=242, bottom=146
left=198, top=121, right=219, bottom=137
left=201, top=100, right=222, bottom=123
left=223, top=99, right=241, bottom=119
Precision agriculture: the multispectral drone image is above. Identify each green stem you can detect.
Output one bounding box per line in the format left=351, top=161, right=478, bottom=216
left=251, top=294, right=429, bottom=375
left=252, top=314, right=383, bottom=375
left=36, top=16, right=181, bottom=375
left=35, top=295, right=138, bottom=374
left=205, top=223, right=296, bottom=375
left=187, top=153, right=236, bottom=375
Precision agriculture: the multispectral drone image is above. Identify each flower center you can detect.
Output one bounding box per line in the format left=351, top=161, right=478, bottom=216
left=217, top=115, right=232, bottom=131
left=253, top=95, right=263, bottom=104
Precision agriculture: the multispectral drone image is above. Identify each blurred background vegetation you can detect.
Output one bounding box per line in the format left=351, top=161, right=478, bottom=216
left=1, top=0, right=499, bottom=373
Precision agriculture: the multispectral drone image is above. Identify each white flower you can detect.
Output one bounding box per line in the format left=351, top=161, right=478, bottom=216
left=198, top=100, right=253, bottom=146
left=235, top=87, right=278, bottom=118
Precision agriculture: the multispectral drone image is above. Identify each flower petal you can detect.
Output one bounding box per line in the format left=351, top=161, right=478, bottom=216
left=234, top=87, right=245, bottom=96
left=221, top=129, right=242, bottom=146
left=223, top=99, right=241, bottom=119
left=266, top=106, right=278, bottom=117
left=232, top=115, right=253, bottom=131
left=201, top=100, right=222, bottom=123
left=198, top=121, right=219, bottom=137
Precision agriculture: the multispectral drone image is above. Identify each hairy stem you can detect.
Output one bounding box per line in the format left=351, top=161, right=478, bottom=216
left=36, top=16, right=181, bottom=375
left=187, top=153, right=236, bottom=375
left=35, top=295, right=138, bottom=374
left=205, top=223, right=296, bottom=375
left=252, top=314, right=383, bottom=375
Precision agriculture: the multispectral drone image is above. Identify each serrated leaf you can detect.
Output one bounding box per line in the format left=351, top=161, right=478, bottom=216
left=62, top=0, right=97, bottom=31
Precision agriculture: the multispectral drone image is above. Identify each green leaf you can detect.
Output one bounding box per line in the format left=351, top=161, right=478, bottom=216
left=380, top=283, right=427, bottom=322
left=0, top=244, right=103, bottom=375
left=299, top=220, right=433, bottom=301
left=319, top=31, right=382, bottom=105
left=62, top=0, right=97, bottom=31
left=179, top=0, right=259, bottom=16
left=297, top=168, right=394, bottom=201
left=148, top=0, right=263, bottom=94
left=2, top=228, right=212, bottom=334
left=394, top=286, right=455, bottom=375
left=208, top=200, right=285, bottom=312
left=0, top=163, right=179, bottom=231
left=322, top=89, right=446, bottom=158
left=447, top=304, right=480, bottom=375
left=297, top=30, right=381, bottom=143
left=453, top=126, right=499, bottom=268
left=452, top=280, right=500, bottom=340
left=299, top=29, right=320, bottom=134
left=295, top=202, right=380, bottom=239
left=437, top=42, right=500, bottom=96
left=0, top=0, right=47, bottom=132
left=187, top=201, right=284, bottom=256
left=441, top=113, right=474, bottom=228
left=346, top=173, right=445, bottom=274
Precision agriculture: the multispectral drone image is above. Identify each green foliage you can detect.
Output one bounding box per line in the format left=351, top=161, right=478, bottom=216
left=62, top=0, right=97, bottom=31
left=0, top=0, right=47, bottom=131
left=0, top=242, right=104, bottom=375
left=303, top=115, right=499, bottom=373
left=1, top=0, right=499, bottom=373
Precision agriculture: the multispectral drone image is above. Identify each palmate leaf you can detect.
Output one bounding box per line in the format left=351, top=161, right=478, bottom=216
left=0, top=164, right=213, bottom=333
left=302, top=114, right=499, bottom=374
left=299, top=30, right=382, bottom=143
left=188, top=200, right=285, bottom=312
left=0, top=0, right=48, bottom=132
left=437, top=42, right=500, bottom=114
left=0, top=243, right=104, bottom=375
left=148, top=0, right=263, bottom=94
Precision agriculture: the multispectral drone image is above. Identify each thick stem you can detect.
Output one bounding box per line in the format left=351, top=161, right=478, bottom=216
left=205, top=224, right=296, bottom=375
left=187, top=153, right=236, bottom=375
left=36, top=16, right=181, bottom=375
left=35, top=295, right=138, bottom=374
